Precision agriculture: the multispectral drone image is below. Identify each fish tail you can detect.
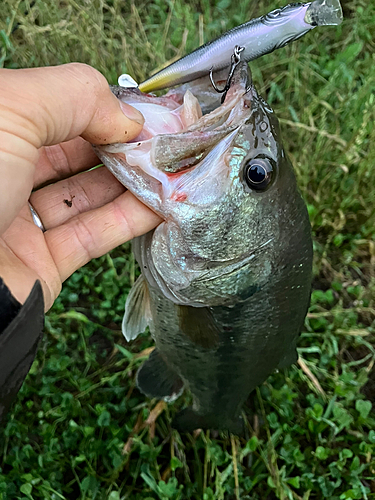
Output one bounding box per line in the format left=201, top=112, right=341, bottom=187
left=173, top=407, right=244, bottom=435
left=305, top=0, right=343, bottom=26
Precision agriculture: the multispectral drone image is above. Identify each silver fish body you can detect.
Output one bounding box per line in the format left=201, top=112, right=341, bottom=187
left=95, top=63, right=313, bottom=432
left=139, top=0, right=343, bottom=92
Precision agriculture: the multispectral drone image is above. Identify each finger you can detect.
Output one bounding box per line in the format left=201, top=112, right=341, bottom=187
left=34, top=137, right=100, bottom=188
left=1, top=63, right=144, bottom=148
left=45, top=191, right=162, bottom=282
left=0, top=63, right=144, bottom=234
left=0, top=206, right=61, bottom=309
left=30, top=166, right=126, bottom=229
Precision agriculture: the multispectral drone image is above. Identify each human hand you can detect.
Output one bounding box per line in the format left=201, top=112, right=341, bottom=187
left=0, top=63, right=162, bottom=310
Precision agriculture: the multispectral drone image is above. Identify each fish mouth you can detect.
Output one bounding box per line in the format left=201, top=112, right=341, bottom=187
left=95, top=62, right=253, bottom=212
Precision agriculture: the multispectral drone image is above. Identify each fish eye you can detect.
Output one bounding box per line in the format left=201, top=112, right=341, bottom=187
left=244, top=157, right=274, bottom=191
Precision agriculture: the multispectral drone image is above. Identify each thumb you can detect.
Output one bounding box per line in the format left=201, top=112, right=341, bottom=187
left=0, top=63, right=144, bottom=234
left=1, top=63, right=144, bottom=147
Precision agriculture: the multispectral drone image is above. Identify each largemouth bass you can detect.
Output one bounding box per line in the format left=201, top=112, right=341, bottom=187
left=95, top=61, right=313, bottom=433
left=139, top=0, right=343, bottom=92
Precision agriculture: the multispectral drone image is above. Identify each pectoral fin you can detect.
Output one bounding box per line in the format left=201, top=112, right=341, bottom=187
left=177, top=305, right=219, bottom=349
left=122, top=274, right=151, bottom=342
left=136, top=349, right=184, bottom=402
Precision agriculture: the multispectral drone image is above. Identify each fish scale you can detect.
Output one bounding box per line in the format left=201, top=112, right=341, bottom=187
left=95, top=62, right=313, bottom=432
left=137, top=180, right=312, bottom=431
left=141, top=236, right=312, bottom=433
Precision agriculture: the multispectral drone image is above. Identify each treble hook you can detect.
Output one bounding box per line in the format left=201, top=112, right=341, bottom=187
left=209, top=45, right=245, bottom=103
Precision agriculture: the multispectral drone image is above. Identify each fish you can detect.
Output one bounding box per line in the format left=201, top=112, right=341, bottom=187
left=138, top=0, right=343, bottom=93
left=94, top=60, right=313, bottom=433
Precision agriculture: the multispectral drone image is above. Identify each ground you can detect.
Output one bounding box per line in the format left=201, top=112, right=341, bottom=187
left=0, top=0, right=374, bottom=499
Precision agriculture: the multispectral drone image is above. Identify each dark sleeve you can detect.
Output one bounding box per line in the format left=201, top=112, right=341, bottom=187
left=0, top=278, right=45, bottom=426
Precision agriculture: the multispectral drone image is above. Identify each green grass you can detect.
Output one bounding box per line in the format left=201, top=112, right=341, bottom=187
left=1, top=0, right=375, bottom=499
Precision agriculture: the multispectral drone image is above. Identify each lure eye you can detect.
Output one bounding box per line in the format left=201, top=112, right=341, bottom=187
left=244, top=157, right=274, bottom=191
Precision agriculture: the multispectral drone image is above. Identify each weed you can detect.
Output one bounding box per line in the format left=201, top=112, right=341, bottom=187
left=0, top=0, right=374, bottom=498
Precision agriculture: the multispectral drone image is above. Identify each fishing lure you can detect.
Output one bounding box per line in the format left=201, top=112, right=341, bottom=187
left=139, top=0, right=343, bottom=92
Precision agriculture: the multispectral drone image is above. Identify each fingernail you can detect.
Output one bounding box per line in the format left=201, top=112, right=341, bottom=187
left=119, top=101, right=144, bottom=125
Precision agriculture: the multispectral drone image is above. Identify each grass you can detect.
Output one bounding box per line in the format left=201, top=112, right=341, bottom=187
left=1, top=0, right=375, bottom=498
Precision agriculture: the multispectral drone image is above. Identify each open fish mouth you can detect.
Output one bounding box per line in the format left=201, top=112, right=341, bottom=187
left=95, top=62, right=253, bottom=210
